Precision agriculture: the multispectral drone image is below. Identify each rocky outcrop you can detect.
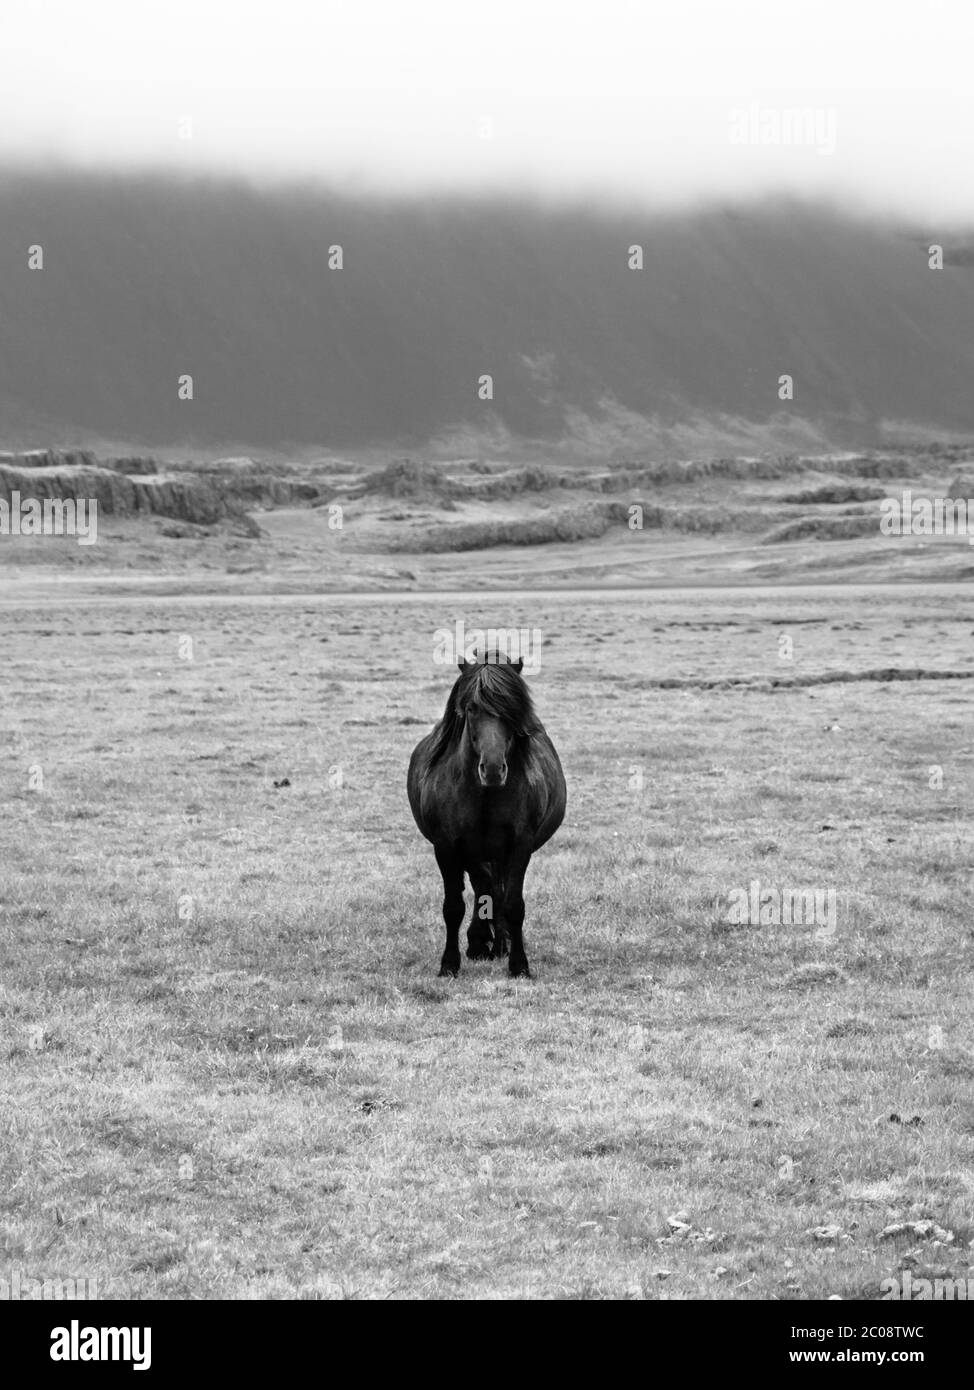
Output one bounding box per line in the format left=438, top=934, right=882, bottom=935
left=175, top=456, right=323, bottom=508
left=0, top=448, right=99, bottom=470
left=0, top=449, right=323, bottom=528
left=761, top=514, right=880, bottom=544
left=780, top=483, right=888, bottom=504
left=129, top=475, right=225, bottom=525
left=383, top=506, right=608, bottom=552
left=223, top=477, right=321, bottom=508
left=102, top=455, right=160, bottom=475
left=379, top=494, right=826, bottom=552
left=357, top=459, right=458, bottom=501
left=0, top=463, right=243, bottom=527
left=0, top=464, right=138, bottom=514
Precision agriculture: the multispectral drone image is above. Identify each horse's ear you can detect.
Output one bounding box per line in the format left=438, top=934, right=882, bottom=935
left=457, top=659, right=468, bottom=673
left=513, top=657, right=524, bottom=673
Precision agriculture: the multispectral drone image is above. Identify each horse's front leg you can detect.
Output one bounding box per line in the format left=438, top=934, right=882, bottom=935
left=488, top=873, right=509, bottom=959
left=434, top=843, right=466, bottom=977
left=499, top=853, right=531, bottom=978
left=466, top=864, right=495, bottom=960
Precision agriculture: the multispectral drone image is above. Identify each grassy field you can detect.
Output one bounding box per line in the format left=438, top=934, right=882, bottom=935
left=2, top=586, right=973, bottom=1298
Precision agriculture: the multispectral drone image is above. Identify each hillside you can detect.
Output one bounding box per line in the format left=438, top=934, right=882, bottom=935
left=4, top=443, right=974, bottom=595
left=1, top=172, right=973, bottom=452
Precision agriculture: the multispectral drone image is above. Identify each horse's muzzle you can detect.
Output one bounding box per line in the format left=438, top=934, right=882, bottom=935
left=478, top=761, right=508, bottom=788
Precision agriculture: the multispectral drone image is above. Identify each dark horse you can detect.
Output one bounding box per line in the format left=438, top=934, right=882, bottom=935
left=408, top=654, right=566, bottom=978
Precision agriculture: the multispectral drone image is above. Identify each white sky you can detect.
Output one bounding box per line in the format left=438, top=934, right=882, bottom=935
left=3, top=0, right=973, bottom=221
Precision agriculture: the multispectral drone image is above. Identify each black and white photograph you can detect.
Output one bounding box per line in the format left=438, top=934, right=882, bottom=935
left=1, top=0, right=972, bottom=1347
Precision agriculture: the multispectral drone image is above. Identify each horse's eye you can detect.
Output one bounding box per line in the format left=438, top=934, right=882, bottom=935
left=467, top=701, right=479, bottom=715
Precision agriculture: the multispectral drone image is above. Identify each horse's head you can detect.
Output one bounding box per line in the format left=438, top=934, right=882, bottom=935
left=454, top=655, right=532, bottom=788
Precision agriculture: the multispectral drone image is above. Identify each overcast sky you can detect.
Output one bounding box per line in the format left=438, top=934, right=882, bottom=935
left=3, top=0, right=972, bottom=223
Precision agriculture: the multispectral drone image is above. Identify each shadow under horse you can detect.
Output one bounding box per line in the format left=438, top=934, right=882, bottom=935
left=408, top=654, right=567, bottom=978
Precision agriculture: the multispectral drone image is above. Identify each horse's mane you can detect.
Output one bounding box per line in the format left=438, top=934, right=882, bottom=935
left=426, top=661, right=541, bottom=765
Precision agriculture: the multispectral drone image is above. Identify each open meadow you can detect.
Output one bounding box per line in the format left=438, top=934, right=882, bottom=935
left=2, top=584, right=973, bottom=1298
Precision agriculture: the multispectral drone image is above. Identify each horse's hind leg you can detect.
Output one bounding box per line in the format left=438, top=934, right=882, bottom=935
left=435, top=844, right=465, bottom=978
left=466, top=864, right=494, bottom=960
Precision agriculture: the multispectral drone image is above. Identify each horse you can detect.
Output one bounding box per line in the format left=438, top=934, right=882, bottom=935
left=407, top=653, right=567, bottom=978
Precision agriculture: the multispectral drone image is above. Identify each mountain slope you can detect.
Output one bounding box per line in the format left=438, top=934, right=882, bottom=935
left=1, top=172, right=972, bottom=450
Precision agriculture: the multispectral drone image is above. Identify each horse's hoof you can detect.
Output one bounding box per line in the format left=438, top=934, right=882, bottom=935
left=466, top=942, right=492, bottom=961
left=509, top=959, right=531, bottom=979
left=438, top=958, right=460, bottom=978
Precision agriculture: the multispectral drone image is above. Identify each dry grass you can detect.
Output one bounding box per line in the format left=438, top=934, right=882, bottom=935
left=2, top=588, right=973, bottom=1298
